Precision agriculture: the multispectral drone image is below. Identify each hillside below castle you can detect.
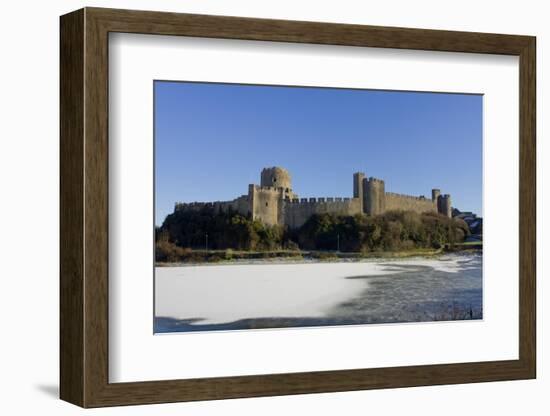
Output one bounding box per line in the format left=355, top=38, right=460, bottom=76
left=174, top=167, right=452, bottom=229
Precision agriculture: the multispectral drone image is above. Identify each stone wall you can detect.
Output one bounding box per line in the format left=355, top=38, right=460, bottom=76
left=175, top=195, right=250, bottom=217
left=437, top=194, right=452, bottom=218
left=260, top=167, right=292, bottom=190
left=283, top=197, right=362, bottom=229
left=215, top=195, right=249, bottom=216
left=173, top=168, right=453, bottom=228
left=384, top=192, right=437, bottom=214
left=364, top=178, right=386, bottom=215
left=249, top=185, right=281, bottom=226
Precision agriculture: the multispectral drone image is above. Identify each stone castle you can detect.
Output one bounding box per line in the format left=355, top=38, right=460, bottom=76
left=175, top=167, right=452, bottom=229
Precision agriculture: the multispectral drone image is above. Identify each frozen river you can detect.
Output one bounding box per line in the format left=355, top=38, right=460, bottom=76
left=154, top=253, right=482, bottom=333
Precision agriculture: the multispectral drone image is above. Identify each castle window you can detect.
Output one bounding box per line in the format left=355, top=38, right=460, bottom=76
left=265, top=202, right=269, bottom=207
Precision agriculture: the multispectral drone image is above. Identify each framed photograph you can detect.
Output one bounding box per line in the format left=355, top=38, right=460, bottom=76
left=60, top=7, right=536, bottom=407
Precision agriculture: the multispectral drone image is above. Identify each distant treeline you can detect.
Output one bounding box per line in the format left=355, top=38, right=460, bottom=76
left=156, top=207, right=470, bottom=261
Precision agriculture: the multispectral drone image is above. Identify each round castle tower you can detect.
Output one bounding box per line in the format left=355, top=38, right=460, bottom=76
left=437, top=194, right=452, bottom=218
left=261, top=167, right=292, bottom=191
left=363, top=177, right=386, bottom=215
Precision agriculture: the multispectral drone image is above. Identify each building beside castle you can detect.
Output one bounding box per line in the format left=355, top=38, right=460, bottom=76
left=175, top=167, right=452, bottom=229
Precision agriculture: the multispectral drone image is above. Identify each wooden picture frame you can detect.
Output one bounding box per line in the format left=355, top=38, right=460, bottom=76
left=60, top=7, right=536, bottom=408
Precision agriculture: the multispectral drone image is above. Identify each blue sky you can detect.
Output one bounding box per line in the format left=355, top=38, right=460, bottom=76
left=155, top=81, right=482, bottom=226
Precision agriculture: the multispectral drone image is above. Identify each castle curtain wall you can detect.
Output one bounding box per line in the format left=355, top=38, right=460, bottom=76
left=384, top=192, right=437, bottom=214
left=213, top=195, right=249, bottom=216
left=283, top=198, right=362, bottom=229
left=174, top=168, right=452, bottom=229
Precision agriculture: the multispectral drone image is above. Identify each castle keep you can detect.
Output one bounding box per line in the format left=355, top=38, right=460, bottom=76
left=175, top=167, right=452, bottom=228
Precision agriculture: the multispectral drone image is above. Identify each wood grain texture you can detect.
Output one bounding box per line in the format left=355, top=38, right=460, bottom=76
left=518, top=38, right=536, bottom=376
left=59, top=7, right=537, bottom=408
left=59, top=8, right=84, bottom=407
left=83, top=10, right=110, bottom=406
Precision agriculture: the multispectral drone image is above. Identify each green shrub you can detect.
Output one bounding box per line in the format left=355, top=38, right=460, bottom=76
left=292, top=210, right=468, bottom=253
left=284, top=240, right=300, bottom=251
left=156, top=206, right=469, bottom=260
left=157, top=206, right=285, bottom=251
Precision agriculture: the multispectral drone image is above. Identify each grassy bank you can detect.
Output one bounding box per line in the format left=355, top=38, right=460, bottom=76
left=155, top=244, right=481, bottom=266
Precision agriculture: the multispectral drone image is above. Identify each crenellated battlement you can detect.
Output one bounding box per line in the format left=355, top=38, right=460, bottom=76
left=385, top=192, right=433, bottom=201
left=283, top=196, right=363, bottom=228
left=172, top=167, right=453, bottom=226
left=368, top=177, right=384, bottom=183
left=285, top=196, right=358, bottom=205
left=175, top=195, right=249, bottom=215
left=175, top=201, right=213, bottom=210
